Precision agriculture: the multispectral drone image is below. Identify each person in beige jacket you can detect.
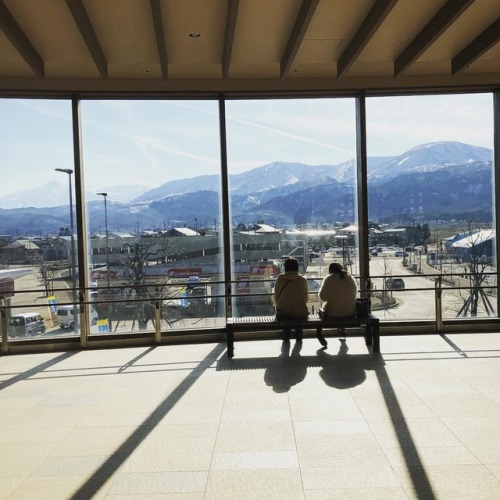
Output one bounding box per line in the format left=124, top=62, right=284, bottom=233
left=274, top=257, right=309, bottom=341
left=318, top=262, right=358, bottom=317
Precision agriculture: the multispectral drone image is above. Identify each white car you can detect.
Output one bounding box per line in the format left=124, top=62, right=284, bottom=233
left=57, top=305, right=98, bottom=329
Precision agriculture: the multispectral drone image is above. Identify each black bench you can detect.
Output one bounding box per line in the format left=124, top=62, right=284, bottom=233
left=226, top=313, right=380, bottom=358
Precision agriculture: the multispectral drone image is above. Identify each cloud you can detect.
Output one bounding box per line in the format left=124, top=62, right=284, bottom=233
left=366, top=94, right=493, bottom=155
left=130, top=135, right=220, bottom=167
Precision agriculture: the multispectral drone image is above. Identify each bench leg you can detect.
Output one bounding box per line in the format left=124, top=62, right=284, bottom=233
left=227, top=327, right=234, bottom=358
left=316, top=327, right=328, bottom=347
left=373, top=321, right=380, bottom=353
left=365, top=323, right=373, bottom=347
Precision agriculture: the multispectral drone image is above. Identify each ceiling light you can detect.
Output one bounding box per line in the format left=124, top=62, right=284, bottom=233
left=188, top=32, right=202, bottom=38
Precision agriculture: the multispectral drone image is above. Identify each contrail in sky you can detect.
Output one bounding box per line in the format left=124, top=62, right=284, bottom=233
left=165, top=101, right=355, bottom=156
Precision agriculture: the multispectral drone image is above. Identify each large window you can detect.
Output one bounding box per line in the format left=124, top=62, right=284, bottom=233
left=0, top=99, right=78, bottom=342
left=81, top=100, right=224, bottom=335
left=225, top=98, right=357, bottom=317
left=0, top=93, right=498, bottom=348
left=366, top=93, right=495, bottom=321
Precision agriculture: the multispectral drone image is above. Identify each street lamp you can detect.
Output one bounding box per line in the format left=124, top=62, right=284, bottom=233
left=55, top=168, right=77, bottom=329
left=97, top=192, right=112, bottom=331
left=96, top=193, right=110, bottom=287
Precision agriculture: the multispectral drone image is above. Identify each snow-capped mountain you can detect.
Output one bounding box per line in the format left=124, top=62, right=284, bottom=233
left=0, top=182, right=152, bottom=209
left=0, top=141, right=494, bottom=234
left=133, top=157, right=391, bottom=203
left=86, top=184, right=153, bottom=204
left=0, top=181, right=68, bottom=209
left=368, top=141, right=492, bottom=182
left=133, top=141, right=490, bottom=204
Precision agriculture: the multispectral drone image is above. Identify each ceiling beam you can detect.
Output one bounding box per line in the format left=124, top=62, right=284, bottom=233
left=394, top=0, right=474, bottom=76
left=0, top=0, right=44, bottom=77
left=280, top=0, right=319, bottom=79
left=337, top=0, right=397, bottom=78
left=150, top=0, right=168, bottom=79
left=222, top=0, right=239, bottom=79
left=65, top=0, right=107, bottom=78
left=452, top=18, right=500, bottom=74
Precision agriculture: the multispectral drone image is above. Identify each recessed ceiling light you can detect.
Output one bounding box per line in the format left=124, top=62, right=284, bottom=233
left=188, top=32, right=202, bottom=38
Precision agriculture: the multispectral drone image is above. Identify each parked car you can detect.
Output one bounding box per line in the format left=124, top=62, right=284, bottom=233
left=186, top=276, right=201, bottom=291
left=8, top=313, right=46, bottom=338
left=386, top=278, right=405, bottom=290
left=57, top=305, right=98, bottom=328
left=307, top=279, right=321, bottom=292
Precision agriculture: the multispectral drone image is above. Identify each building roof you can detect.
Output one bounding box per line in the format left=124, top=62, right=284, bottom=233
left=3, top=240, right=40, bottom=251
left=340, top=225, right=358, bottom=234
left=1, top=1, right=499, bottom=96
left=254, top=224, right=279, bottom=233
left=170, top=227, right=199, bottom=237
left=451, top=229, right=495, bottom=248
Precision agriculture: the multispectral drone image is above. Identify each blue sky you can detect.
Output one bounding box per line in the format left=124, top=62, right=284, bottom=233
left=0, top=93, right=494, bottom=199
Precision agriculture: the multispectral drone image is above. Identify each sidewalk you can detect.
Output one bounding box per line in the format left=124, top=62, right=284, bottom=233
left=8, top=270, right=69, bottom=327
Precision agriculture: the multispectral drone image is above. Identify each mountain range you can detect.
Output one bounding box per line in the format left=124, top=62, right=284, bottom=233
left=0, top=141, right=493, bottom=236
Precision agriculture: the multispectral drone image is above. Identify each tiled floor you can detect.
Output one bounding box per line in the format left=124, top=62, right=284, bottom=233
left=1, top=333, right=500, bottom=499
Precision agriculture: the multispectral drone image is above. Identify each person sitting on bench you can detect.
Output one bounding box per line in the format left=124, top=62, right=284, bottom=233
left=317, top=263, right=358, bottom=343
left=274, top=257, right=309, bottom=341
left=319, top=262, right=358, bottom=317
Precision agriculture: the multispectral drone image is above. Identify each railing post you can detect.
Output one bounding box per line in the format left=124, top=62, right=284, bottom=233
left=155, top=298, right=161, bottom=344
left=226, top=284, right=232, bottom=318
left=79, top=291, right=88, bottom=349
left=435, top=275, right=443, bottom=332
left=0, top=300, right=8, bottom=355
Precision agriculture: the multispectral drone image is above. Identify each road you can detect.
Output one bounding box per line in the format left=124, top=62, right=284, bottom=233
left=369, top=255, right=493, bottom=320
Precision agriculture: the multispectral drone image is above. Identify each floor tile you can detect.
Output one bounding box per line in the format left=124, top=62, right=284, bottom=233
left=1, top=335, right=500, bottom=499
left=205, top=469, right=304, bottom=500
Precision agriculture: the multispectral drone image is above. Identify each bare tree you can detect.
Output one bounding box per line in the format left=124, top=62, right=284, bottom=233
left=111, top=234, right=187, bottom=330
left=34, top=257, right=58, bottom=297
left=455, top=221, right=495, bottom=317
left=0, top=242, right=9, bottom=269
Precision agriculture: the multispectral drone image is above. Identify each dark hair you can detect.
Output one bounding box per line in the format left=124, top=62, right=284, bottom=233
left=284, top=257, right=299, bottom=272
left=329, top=262, right=347, bottom=279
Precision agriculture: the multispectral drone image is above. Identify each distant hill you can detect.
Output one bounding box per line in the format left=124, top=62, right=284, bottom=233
left=369, top=141, right=492, bottom=183
left=369, top=160, right=493, bottom=219
left=0, top=181, right=152, bottom=209
left=132, top=157, right=392, bottom=203
left=0, top=141, right=494, bottom=234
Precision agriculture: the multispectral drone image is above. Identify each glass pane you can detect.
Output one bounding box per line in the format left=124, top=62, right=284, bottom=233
left=225, top=98, right=357, bottom=317
left=0, top=99, right=77, bottom=341
left=81, top=100, right=224, bottom=335
left=366, top=93, right=495, bottom=321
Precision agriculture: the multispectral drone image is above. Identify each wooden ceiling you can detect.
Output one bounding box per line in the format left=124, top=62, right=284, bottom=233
left=1, top=0, right=500, bottom=96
